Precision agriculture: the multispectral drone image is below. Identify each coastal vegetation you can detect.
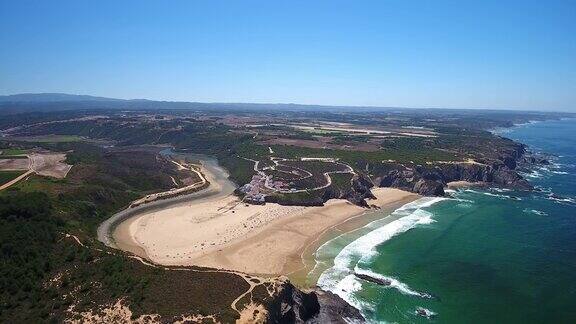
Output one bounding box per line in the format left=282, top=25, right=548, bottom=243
left=0, top=170, right=26, bottom=185
left=0, top=144, right=275, bottom=323
left=0, top=103, right=572, bottom=322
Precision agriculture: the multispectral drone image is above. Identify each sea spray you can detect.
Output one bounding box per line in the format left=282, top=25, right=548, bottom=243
left=354, top=268, right=433, bottom=299
left=317, top=197, right=447, bottom=315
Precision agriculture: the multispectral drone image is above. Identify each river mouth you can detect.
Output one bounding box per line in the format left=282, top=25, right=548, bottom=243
left=97, top=149, right=237, bottom=251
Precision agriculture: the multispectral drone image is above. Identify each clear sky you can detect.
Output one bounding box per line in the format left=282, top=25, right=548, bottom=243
left=1, top=0, right=575, bottom=111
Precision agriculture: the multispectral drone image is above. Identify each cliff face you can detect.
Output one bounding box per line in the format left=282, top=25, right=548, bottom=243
left=265, top=280, right=364, bottom=323
left=375, top=144, right=542, bottom=196
left=323, top=174, right=376, bottom=207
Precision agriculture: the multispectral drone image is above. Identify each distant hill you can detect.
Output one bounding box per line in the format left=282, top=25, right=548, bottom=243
left=0, top=93, right=125, bottom=102
left=0, top=93, right=573, bottom=116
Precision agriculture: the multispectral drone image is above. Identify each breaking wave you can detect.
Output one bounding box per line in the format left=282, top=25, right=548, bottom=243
left=354, top=268, right=433, bottom=299
left=547, top=194, right=576, bottom=205
left=317, top=197, right=446, bottom=316
left=523, top=208, right=548, bottom=216
left=477, top=191, right=522, bottom=200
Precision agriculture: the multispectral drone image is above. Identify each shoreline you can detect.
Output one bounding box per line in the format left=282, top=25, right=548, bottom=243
left=288, top=194, right=419, bottom=287
left=188, top=187, right=419, bottom=277
left=100, top=152, right=420, bottom=289
left=106, top=157, right=419, bottom=279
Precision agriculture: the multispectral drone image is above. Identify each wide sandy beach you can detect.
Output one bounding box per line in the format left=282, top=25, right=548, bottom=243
left=113, top=182, right=418, bottom=277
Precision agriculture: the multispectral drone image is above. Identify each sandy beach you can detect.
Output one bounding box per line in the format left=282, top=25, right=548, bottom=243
left=113, top=182, right=419, bottom=276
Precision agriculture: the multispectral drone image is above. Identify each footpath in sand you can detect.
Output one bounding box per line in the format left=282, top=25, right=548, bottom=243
left=112, top=155, right=418, bottom=276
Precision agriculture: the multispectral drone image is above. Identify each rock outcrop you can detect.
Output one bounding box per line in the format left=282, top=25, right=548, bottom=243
left=322, top=174, right=375, bottom=207
left=266, top=279, right=364, bottom=323
left=374, top=145, right=544, bottom=196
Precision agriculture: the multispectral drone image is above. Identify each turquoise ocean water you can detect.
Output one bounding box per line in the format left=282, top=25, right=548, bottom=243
left=314, top=119, right=576, bottom=323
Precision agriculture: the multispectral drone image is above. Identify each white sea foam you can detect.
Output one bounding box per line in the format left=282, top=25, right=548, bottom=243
left=481, top=191, right=521, bottom=200
left=523, top=208, right=548, bottom=216
left=332, top=274, right=372, bottom=313
left=317, top=197, right=446, bottom=314
left=490, top=187, right=512, bottom=193
left=547, top=194, right=576, bottom=204
left=415, top=307, right=437, bottom=319
left=521, top=170, right=543, bottom=179
left=354, top=268, right=433, bottom=299
left=535, top=185, right=552, bottom=193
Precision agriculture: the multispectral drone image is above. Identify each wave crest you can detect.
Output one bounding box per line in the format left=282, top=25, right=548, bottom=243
left=317, top=197, right=446, bottom=314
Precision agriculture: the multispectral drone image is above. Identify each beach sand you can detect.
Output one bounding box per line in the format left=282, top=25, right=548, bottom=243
left=113, top=186, right=419, bottom=277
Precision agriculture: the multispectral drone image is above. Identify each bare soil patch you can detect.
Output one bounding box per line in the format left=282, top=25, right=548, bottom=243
left=29, top=153, right=72, bottom=178
left=0, top=157, right=30, bottom=170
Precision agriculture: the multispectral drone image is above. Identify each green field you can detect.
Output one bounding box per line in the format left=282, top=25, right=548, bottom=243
left=24, top=135, right=83, bottom=143
left=0, top=148, right=27, bottom=155
left=0, top=170, right=26, bottom=186
left=0, top=156, right=28, bottom=159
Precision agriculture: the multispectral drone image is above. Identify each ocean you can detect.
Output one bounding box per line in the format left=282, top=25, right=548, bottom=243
left=314, top=119, right=576, bottom=323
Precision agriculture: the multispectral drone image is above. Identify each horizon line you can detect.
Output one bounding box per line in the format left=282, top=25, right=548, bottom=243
left=0, top=92, right=574, bottom=114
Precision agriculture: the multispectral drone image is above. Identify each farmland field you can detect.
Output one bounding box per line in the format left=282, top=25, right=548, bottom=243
left=0, top=170, right=26, bottom=186
left=0, top=148, right=27, bottom=155
left=7, top=135, right=84, bottom=143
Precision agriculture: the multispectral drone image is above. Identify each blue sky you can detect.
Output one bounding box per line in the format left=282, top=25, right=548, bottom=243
left=1, top=0, right=575, bottom=111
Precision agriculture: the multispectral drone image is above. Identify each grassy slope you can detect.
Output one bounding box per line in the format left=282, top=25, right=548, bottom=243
left=0, top=170, right=26, bottom=186
left=0, top=148, right=27, bottom=155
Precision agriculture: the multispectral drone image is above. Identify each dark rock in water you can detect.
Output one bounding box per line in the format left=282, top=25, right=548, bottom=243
left=354, top=273, right=391, bottom=286
left=520, top=154, right=551, bottom=165
left=266, top=279, right=365, bottom=323
left=548, top=193, right=570, bottom=202
left=539, top=159, right=551, bottom=165
left=415, top=307, right=437, bottom=319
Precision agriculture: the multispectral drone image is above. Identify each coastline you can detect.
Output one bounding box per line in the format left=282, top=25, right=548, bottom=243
left=325, top=119, right=576, bottom=323
left=112, top=185, right=419, bottom=277
left=100, top=152, right=421, bottom=283
left=289, top=194, right=418, bottom=287
left=190, top=188, right=419, bottom=276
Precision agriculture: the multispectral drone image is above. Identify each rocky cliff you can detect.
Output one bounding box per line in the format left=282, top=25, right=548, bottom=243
left=323, top=174, right=376, bottom=207
left=374, top=145, right=546, bottom=196
left=267, top=174, right=376, bottom=207
left=266, top=279, right=364, bottom=323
